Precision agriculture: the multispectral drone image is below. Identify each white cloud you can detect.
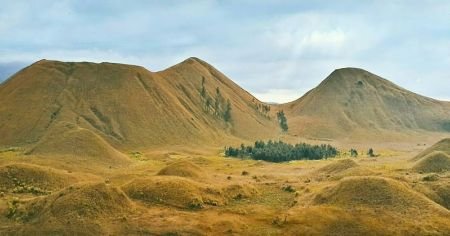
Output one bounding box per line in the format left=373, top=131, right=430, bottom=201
left=1, top=1, right=450, bottom=103
left=253, top=89, right=305, bottom=103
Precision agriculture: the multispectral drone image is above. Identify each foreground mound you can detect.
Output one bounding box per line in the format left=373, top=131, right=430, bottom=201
left=122, top=176, right=258, bottom=209
left=13, top=182, right=133, bottom=234
left=27, top=122, right=129, bottom=165
left=412, top=138, right=450, bottom=161
left=433, top=184, right=450, bottom=209
left=157, top=160, right=206, bottom=179
left=317, top=159, right=358, bottom=175
left=413, top=151, right=450, bottom=173
left=0, top=163, right=77, bottom=194
left=313, top=176, right=444, bottom=212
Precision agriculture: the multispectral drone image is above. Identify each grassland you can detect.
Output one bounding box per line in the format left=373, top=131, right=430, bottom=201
left=0, top=140, right=449, bottom=235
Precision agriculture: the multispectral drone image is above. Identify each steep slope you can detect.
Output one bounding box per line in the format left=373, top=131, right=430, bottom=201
left=0, top=58, right=278, bottom=150
left=283, top=68, right=450, bottom=139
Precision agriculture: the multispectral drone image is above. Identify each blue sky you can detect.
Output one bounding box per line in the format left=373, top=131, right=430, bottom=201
left=1, top=0, right=449, bottom=102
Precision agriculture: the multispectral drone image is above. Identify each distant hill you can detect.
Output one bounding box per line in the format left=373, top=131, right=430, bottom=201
left=0, top=58, right=278, bottom=151
left=283, top=68, right=450, bottom=140
left=1, top=60, right=449, bottom=153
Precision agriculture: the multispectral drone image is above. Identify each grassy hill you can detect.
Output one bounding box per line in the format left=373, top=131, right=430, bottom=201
left=283, top=68, right=450, bottom=140
left=0, top=58, right=278, bottom=151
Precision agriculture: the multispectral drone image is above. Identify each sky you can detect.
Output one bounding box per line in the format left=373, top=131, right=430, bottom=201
left=0, top=0, right=449, bottom=103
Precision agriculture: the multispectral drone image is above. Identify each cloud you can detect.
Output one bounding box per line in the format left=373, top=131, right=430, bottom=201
left=253, top=89, right=305, bottom=103
left=0, top=1, right=449, bottom=102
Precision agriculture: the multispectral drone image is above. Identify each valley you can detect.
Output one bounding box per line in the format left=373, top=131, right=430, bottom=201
left=0, top=58, right=449, bottom=235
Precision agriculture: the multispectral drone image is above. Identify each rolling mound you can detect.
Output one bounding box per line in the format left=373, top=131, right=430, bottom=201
left=413, top=151, right=450, bottom=173
left=0, top=163, right=77, bottom=193
left=284, top=68, right=450, bottom=140
left=329, top=166, right=377, bottom=180
left=122, top=176, right=258, bottom=209
left=26, top=122, right=129, bottom=165
left=317, top=159, right=358, bottom=175
left=0, top=58, right=277, bottom=151
left=433, top=184, right=450, bottom=209
left=313, top=176, right=445, bottom=212
left=157, top=160, right=206, bottom=179
left=12, top=182, right=133, bottom=235
left=412, top=138, right=450, bottom=161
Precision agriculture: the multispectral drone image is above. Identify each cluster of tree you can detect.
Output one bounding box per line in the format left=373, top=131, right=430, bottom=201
left=276, top=110, right=288, bottom=132
left=251, top=98, right=271, bottom=119
left=200, top=77, right=232, bottom=122
left=350, top=149, right=358, bottom=157
left=225, top=140, right=338, bottom=162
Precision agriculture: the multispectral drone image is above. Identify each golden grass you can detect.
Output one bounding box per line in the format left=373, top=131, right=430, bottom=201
left=313, top=176, right=446, bottom=213
left=157, top=160, right=207, bottom=179
left=413, top=151, right=450, bottom=173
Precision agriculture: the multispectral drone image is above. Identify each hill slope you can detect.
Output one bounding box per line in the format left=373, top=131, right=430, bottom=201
left=0, top=58, right=278, bottom=150
left=283, top=68, right=450, bottom=139
left=412, top=138, right=450, bottom=161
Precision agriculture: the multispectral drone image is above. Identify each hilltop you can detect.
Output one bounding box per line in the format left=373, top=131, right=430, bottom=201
left=283, top=68, right=450, bottom=140
left=0, top=58, right=278, bottom=152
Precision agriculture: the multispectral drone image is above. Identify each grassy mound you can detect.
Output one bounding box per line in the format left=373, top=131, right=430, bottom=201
left=222, top=183, right=259, bottom=200
left=329, top=166, right=377, bottom=180
left=313, top=176, right=443, bottom=212
left=0, top=163, right=77, bottom=194
left=317, top=159, right=358, bottom=175
left=157, top=160, right=206, bottom=179
left=413, top=151, right=450, bottom=173
left=11, top=182, right=132, bottom=234
left=433, top=184, right=450, bottom=209
left=27, top=122, right=129, bottom=165
left=412, top=138, right=450, bottom=161
left=122, top=176, right=258, bottom=209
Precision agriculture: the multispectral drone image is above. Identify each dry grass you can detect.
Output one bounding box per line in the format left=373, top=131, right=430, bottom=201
left=9, top=182, right=133, bottom=235
left=411, top=138, right=450, bottom=161
left=313, top=176, right=446, bottom=213
left=316, top=158, right=358, bottom=175
left=413, top=151, right=450, bottom=173
left=122, top=176, right=258, bottom=209
left=0, top=163, right=78, bottom=193
left=157, top=160, right=207, bottom=179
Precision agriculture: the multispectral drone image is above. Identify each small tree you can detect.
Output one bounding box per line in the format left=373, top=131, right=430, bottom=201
left=367, top=148, right=375, bottom=157
left=350, top=149, right=358, bottom=157
left=277, top=110, right=288, bottom=132
left=214, top=87, right=222, bottom=116
left=205, top=97, right=212, bottom=112
left=200, top=77, right=206, bottom=98
left=223, top=99, right=232, bottom=122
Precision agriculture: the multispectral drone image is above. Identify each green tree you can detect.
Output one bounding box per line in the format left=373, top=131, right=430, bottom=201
left=200, top=76, right=206, bottom=98
left=367, top=148, right=375, bottom=157
left=277, top=110, right=288, bottom=132
left=214, top=87, right=222, bottom=116
left=205, top=97, right=212, bottom=112
left=223, top=99, right=232, bottom=122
